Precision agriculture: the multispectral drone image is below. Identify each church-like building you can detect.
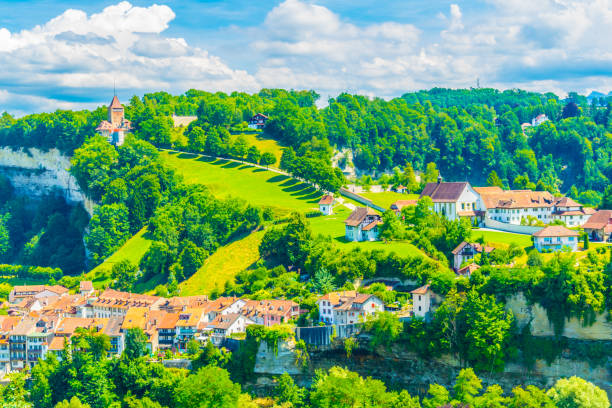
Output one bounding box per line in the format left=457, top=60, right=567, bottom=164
left=96, top=96, right=131, bottom=146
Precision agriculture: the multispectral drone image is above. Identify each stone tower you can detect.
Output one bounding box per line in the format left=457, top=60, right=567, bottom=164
left=108, top=95, right=124, bottom=126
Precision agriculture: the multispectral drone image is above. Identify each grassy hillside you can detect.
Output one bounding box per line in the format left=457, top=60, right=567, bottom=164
left=162, top=151, right=321, bottom=215
left=180, top=230, right=265, bottom=296
left=360, top=192, right=419, bottom=210
left=85, top=228, right=154, bottom=289
left=230, top=133, right=284, bottom=166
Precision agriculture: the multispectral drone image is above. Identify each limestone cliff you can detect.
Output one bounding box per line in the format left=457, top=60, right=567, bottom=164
left=0, top=147, right=94, bottom=215
left=252, top=338, right=612, bottom=398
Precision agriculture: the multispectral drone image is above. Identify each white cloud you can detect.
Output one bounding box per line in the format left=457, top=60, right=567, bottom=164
left=0, top=2, right=259, bottom=114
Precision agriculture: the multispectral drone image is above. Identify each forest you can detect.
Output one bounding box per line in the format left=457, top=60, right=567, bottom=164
left=0, top=88, right=610, bottom=204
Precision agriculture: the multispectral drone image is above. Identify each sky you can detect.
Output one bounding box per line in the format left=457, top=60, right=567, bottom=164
left=0, top=0, right=611, bottom=115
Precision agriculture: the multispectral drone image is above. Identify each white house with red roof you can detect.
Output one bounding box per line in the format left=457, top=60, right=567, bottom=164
left=318, top=195, right=334, bottom=215
left=582, top=210, right=612, bottom=242
left=532, top=225, right=579, bottom=252
left=451, top=241, right=495, bottom=271
left=96, top=95, right=132, bottom=146
left=551, top=197, right=595, bottom=227
left=420, top=180, right=485, bottom=223
left=248, top=113, right=269, bottom=129
left=317, top=291, right=384, bottom=325
left=410, top=285, right=440, bottom=318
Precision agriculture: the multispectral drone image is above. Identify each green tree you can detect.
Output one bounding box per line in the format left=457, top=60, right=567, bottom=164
left=178, top=240, right=207, bottom=279
left=600, top=185, right=612, bottom=209
left=546, top=376, right=609, bottom=408
left=138, top=115, right=173, bottom=147
left=186, top=339, right=200, bottom=356
left=174, top=366, right=241, bottom=408
left=422, top=162, right=439, bottom=184
left=111, top=259, right=138, bottom=292
left=422, top=384, right=450, bottom=408
left=509, top=385, right=555, bottom=408
left=123, top=328, right=149, bottom=360
left=364, top=312, right=402, bottom=349
left=246, top=145, right=261, bottom=164
left=379, top=210, right=404, bottom=241
left=486, top=170, right=504, bottom=188
left=231, top=136, right=249, bottom=160
left=260, top=152, right=276, bottom=168
left=274, top=372, right=305, bottom=408
left=187, top=126, right=206, bottom=152
left=70, top=136, right=119, bottom=200
left=460, top=291, right=515, bottom=372
left=102, top=178, right=128, bottom=204
left=0, top=213, right=10, bottom=257
left=55, top=397, right=91, bottom=408
left=140, top=241, right=171, bottom=279
left=85, top=204, right=131, bottom=264
left=453, top=368, right=482, bottom=405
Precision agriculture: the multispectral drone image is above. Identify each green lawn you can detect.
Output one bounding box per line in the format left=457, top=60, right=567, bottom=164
left=360, top=192, right=419, bottom=210
left=85, top=228, right=154, bottom=288
left=162, top=151, right=321, bottom=215
left=309, top=206, right=425, bottom=258
left=230, top=133, right=284, bottom=166
left=471, top=230, right=534, bottom=249
left=180, top=230, right=265, bottom=296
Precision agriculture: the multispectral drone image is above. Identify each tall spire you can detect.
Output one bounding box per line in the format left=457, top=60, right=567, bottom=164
left=113, top=79, right=116, bottom=97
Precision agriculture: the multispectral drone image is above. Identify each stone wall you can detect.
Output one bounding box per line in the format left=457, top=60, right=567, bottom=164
left=0, top=147, right=94, bottom=215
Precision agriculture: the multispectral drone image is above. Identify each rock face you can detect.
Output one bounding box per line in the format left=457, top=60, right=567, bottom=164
left=506, top=292, right=612, bottom=339
left=254, top=339, right=302, bottom=376
left=252, top=338, right=612, bottom=398
left=0, top=147, right=94, bottom=215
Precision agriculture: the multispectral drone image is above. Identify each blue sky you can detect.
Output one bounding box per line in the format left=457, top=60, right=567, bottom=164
left=0, top=0, right=610, bottom=114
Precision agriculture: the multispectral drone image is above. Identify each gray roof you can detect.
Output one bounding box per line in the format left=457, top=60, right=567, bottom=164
left=420, top=182, right=468, bottom=202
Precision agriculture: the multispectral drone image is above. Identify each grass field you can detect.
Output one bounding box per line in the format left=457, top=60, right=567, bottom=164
left=180, top=230, right=265, bottom=296
left=309, top=206, right=425, bottom=258
left=85, top=228, right=154, bottom=288
left=162, top=151, right=322, bottom=215
left=230, top=133, right=284, bottom=166
left=471, top=229, right=534, bottom=249
left=360, top=192, right=419, bottom=210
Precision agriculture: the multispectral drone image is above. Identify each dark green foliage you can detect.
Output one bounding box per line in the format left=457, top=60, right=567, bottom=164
left=123, top=328, right=149, bottom=360
left=111, top=259, right=138, bottom=292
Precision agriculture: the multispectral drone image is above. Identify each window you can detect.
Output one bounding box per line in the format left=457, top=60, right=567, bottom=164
left=418, top=306, right=421, bottom=311
left=462, top=203, right=465, bottom=210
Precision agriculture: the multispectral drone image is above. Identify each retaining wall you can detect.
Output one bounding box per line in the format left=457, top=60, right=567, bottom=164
left=484, top=217, right=543, bottom=235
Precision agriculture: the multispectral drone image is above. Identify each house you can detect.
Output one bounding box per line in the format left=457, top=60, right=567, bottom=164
left=0, top=317, right=19, bottom=374
left=318, top=195, right=334, bottom=215
left=582, top=210, right=612, bottom=242
left=241, top=299, right=299, bottom=327
left=9, top=285, right=69, bottom=304
left=532, top=226, right=579, bottom=252
left=79, top=281, right=94, bottom=296
left=410, top=285, right=440, bottom=319
left=420, top=180, right=484, bottom=224
left=390, top=200, right=417, bottom=216
left=317, top=291, right=384, bottom=325
left=157, top=312, right=180, bottom=351
left=92, top=289, right=164, bottom=318
left=344, top=207, right=382, bottom=242
left=9, top=318, right=37, bottom=370
left=394, top=185, right=408, bottom=194
left=158, top=295, right=210, bottom=313
left=457, top=263, right=480, bottom=277
left=451, top=241, right=495, bottom=271
left=104, top=316, right=125, bottom=356
left=532, top=114, right=549, bottom=126
left=551, top=197, right=595, bottom=227
left=175, top=308, right=207, bottom=351
left=207, top=313, right=254, bottom=345
left=96, top=95, right=132, bottom=146
left=475, top=187, right=556, bottom=225
left=248, top=113, right=269, bottom=129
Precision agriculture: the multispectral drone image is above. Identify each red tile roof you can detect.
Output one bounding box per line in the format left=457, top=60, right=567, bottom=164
left=532, top=225, right=579, bottom=237
left=318, top=195, right=334, bottom=205
left=109, top=95, right=123, bottom=109
left=583, top=210, right=612, bottom=230
left=410, top=285, right=431, bottom=295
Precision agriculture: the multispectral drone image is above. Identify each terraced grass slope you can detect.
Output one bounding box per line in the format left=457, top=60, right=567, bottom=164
left=180, top=230, right=265, bottom=296
left=162, top=151, right=322, bottom=216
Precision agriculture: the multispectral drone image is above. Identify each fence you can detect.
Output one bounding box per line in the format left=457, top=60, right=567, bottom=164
left=295, top=323, right=363, bottom=347
left=484, top=217, right=543, bottom=235
left=339, top=188, right=386, bottom=212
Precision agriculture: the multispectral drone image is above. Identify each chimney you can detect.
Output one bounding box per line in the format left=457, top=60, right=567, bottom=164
left=437, top=175, right=442, bottom=184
